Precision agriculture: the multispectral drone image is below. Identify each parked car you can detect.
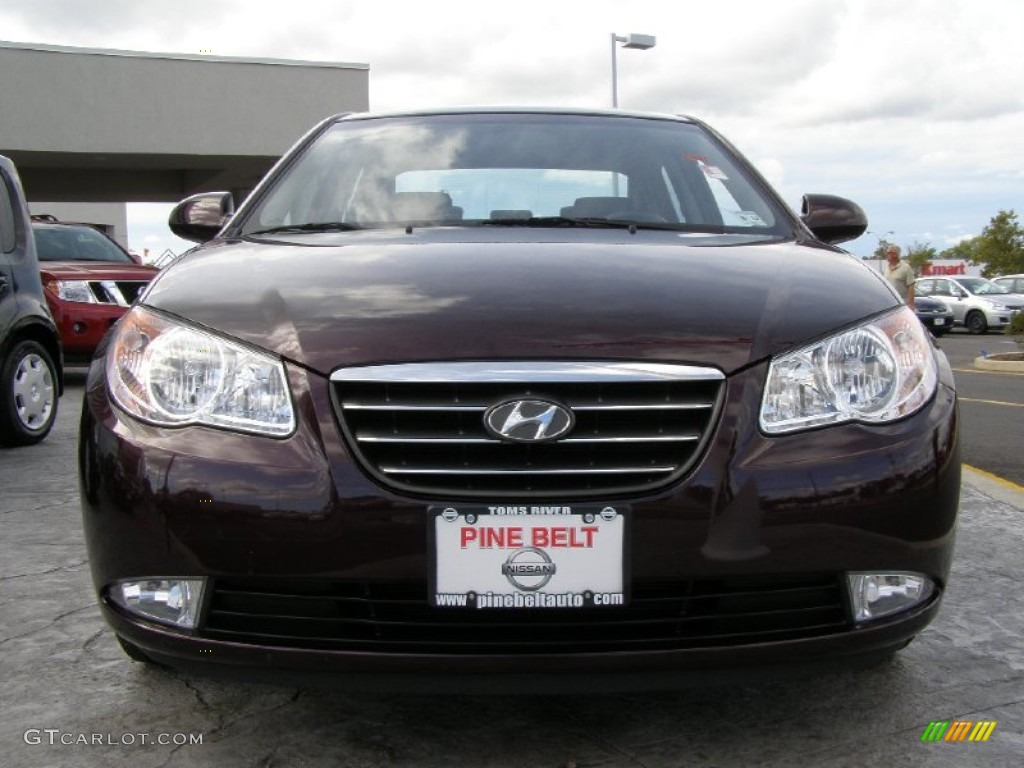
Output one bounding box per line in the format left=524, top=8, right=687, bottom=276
left=913, top=295, right=955, bottom=336
left=0, top=157, right=62, bottom=446
left=914, top=275, right=1024, bottom=334
left=991, top=274, right=1024, bottom=294
left=32, top=216, right=159, bottom=362
left=80, top=108, right=959, bottom=692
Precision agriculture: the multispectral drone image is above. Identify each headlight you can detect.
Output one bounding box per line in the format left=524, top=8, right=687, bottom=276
left=985, top=300, right=1008, bottom=311
left=107, top=307, right=295, bottom=436
left=55, top=280, right=97, bottom=303
left=759, top=306, right=937, bottom=434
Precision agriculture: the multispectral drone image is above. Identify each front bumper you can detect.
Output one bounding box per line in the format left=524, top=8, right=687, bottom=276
left=50, top=300, right=128, bottom=360
left=916, top=312, right=954, bottom=334
left=980, top=307, right=1022, bottom=329
left=79, top=351, right=960, bottom=690
left=101, top=594, right=940, bottom=693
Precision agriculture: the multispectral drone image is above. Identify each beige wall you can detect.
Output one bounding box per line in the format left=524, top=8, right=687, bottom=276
left=0, top=41, right=369, bottom=202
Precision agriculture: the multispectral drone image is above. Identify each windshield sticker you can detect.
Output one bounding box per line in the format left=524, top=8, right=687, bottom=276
left=734, top=211, right=767, bottom=227
left=686, top=154, right=730, bottom=181
left=702, top=164, right=729, bottom=181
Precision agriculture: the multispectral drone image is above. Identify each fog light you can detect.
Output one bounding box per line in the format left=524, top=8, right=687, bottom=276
left=847, top=572, right=934, bottom=622
left=110, top=578, right=205, bottom=629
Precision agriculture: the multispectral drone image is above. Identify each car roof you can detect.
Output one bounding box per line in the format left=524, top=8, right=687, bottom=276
left=32, top=218, right=106, bottom=232
left=31, top=218, right=127, bottom=245
left=332, top=106, right=698, bottom=125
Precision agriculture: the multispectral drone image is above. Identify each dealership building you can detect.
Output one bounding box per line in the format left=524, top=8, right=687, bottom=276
left=0, top=40, right=369, bottom=252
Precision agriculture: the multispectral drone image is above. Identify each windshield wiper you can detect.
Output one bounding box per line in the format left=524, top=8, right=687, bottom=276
left=247, top=222, right=364, bottom=236
left=477, top=216, right=727, bottom=234
left=478, top=216, right=622, bottom=229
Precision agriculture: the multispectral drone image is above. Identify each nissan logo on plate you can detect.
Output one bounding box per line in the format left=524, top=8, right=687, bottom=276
left=501, top=547, right=557, bottom=590
left=484, top=398, right=575, bottom=443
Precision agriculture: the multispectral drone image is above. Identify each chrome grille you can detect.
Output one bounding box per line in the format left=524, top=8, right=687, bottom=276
left=201, top=574, right=851, bottom=654
left=89, top=280, right=150, bottom=306
left=331, top=362, right=724, bottom=497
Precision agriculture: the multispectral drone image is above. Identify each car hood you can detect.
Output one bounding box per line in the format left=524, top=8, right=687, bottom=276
left=143, top=230, right=899, bottom=376
left=983, top=294, right=1024, bottom=308
left=40, top=261, right=160, bottom=280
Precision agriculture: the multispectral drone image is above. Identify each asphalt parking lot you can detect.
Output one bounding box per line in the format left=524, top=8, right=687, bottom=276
left=2, top=373, right=1023, bottom=768
left=936, top=330, right=1024, bottom=486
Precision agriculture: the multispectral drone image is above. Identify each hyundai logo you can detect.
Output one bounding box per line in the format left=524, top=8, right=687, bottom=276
left=484, top=398, right=575, bottom=443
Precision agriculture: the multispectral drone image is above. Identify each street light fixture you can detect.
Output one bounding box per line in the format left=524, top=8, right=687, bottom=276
left=868, top=229, right=897, bottom=247
left=865, top=230, right=896, bottom=260
left=611, top=33, right=656, bottom=108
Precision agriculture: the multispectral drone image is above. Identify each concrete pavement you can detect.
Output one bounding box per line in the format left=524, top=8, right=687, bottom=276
left=2, top=379, right=1022, bottom=768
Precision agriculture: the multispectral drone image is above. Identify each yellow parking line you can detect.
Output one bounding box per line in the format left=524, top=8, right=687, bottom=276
left=963, top=464, right=1024, bottom=494
left=958, top=397, right=1024, bottom=408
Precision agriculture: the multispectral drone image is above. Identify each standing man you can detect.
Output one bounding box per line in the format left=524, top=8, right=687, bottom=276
left=884, top=244, right=915, bottom=309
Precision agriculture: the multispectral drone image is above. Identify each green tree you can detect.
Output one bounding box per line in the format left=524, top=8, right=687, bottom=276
left=972, top=210, right=1024, bottom=277
left=905, top=241, right=938, bottom=273
left=872, top=239, right=895, bottom=260
left=939, top=237, right=979, bottom=263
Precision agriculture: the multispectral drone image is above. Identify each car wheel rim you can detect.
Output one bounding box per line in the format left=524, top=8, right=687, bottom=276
left=12, top=353, right=55, bottom=432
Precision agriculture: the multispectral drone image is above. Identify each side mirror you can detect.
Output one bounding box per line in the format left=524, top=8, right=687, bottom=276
left=800, top=194, right=867, bottom=245
left=169, top=192, right=235, bottom=243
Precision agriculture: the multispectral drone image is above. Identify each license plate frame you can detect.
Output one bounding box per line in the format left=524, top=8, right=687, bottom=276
left=429, top=504, right=629, bottom=610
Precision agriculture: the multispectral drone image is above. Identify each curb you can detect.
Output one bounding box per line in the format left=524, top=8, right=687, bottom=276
left=973, top=355, right=1024, bottom=373
left=961, top=464, right=1024, bottom=511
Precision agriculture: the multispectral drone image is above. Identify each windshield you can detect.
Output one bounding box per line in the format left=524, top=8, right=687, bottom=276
left=34, top=225, right=134, bottom=263
left=240, top=113, right=792, bottom=237
left=957, top=277, right=1011, bottom=296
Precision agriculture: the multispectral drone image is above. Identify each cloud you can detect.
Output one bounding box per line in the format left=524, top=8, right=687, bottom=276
left=780, top=0, right=1024, bottom=125
left=1, top=0, right=1022, bottom=258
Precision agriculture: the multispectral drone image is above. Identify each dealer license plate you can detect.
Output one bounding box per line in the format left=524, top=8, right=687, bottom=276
left=430, top=504, right=628, bottom=609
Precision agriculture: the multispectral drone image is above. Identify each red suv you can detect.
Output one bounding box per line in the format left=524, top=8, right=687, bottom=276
left=32, top=216, right=159, bottom=362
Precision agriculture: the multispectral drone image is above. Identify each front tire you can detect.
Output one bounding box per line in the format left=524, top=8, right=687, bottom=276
left=965, top=311, right=988, bottom=335
left=0, top=340, right=59, bottom=446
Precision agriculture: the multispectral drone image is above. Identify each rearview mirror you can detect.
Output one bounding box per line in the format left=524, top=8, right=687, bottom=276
left=800, top=194, right=867, bottom=245
left=169, top=192, right=235, bottom=243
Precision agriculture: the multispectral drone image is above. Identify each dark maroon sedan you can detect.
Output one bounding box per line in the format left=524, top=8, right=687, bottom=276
left=79, top=109, right=959, bottom=692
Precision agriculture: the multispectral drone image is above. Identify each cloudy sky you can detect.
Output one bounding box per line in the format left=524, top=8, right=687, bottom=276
left=4, top=0, right=1023, bottom=259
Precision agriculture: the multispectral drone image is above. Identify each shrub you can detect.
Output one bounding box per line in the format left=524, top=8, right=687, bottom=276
left=1005, top=312, right=1024, bottom=349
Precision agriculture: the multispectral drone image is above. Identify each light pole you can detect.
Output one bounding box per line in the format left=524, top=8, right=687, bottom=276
left=866, top=229, right=896, bottom=259
left=611, top=33, right=656, bottom=108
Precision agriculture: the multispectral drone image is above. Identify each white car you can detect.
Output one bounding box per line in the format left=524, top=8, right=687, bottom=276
left=991, top=274, right=1024, bottom=294
left=914, top=275, right=1024, bottom=334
